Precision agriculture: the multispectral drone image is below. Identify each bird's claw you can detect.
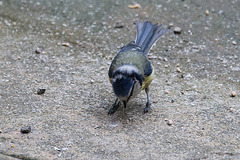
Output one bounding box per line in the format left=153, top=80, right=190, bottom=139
left=108, top=100, right=120, bottom=115
left=144, top=102, right=151, bottom=113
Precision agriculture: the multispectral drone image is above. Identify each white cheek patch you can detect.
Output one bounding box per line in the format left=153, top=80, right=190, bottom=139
left=117, top=65, right=140, bottom=75
left=112, top=74, right=123, bottom=83
left=132, top=80, right=141, bottom=97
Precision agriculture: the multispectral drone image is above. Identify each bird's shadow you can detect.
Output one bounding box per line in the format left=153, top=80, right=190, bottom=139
left=95, top=95, right=149, bottom=125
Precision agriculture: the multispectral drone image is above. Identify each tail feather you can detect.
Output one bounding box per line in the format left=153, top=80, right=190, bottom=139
left=135, top=21, right=168, bottom=55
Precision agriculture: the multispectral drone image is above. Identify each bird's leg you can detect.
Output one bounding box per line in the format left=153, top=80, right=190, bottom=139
left=144, top=87, right=151, bottom=113
left=108, top=98, right=120, bottom=115
left=122, top=101, right=127, bottom=114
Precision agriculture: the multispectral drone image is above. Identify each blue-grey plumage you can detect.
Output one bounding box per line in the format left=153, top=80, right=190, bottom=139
left=108, top=21, right=168, bottom=115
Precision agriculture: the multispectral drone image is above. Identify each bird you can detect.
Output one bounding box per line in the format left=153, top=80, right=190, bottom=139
left=108, top=21, right=168, bottom=115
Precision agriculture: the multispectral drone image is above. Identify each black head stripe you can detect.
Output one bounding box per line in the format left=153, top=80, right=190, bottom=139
left=127, top=81, right=136, bottom=102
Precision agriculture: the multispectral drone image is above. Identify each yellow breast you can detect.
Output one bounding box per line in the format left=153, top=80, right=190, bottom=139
left=141, top=65, right=154, bottom=90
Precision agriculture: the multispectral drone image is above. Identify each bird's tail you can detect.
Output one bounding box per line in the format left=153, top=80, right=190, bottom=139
left=135, top=21, right=168, bottom=55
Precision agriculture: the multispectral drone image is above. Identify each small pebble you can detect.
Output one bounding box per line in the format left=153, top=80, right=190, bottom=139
left=0, top=130, right=2, bottom=133
left=163, top=57, right=168, bottom=62
left=20, top=126, right=31, bottom=134
left=37, top=89, right=46, bottom=95
left=231, top=91, right=236, bottom=97
left=168, top=22, right=174, bottom=28
left=35, top=48, right=41, bottom=54
left=232, top=41, right=236, bottom=45
left=94, top=126, right=101, bottom=129
left=149, top=55, right=158, bottom=59
left=184, top=4, right=188, bottom=8
left=62, top=42, right=70, bottom=47
left=54, top=147, right=61, bottom=151
left=114, top=22, right=124, bottom=29
left=90, top=80, right=95, bottom=84
left=128, top=3, right=141, bottom=9
left=176, top=67, right=181, bottom=72
left=229, top=107, right=234, bottom=112
left=205, top=10, right=209, bottom=16
left=174, top=27, right=182, bottom=34
left=164, top=90, right=169, bottom=94
left=165, top=119, right=173, bottom=126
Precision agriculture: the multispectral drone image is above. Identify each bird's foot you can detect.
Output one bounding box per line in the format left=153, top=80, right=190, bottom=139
left=108, top=101, right=120, bottom=115
left=144, top=102, right=151, bottom=113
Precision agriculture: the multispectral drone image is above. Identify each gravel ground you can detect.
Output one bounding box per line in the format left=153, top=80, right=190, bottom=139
left=0, top=0, right=239, bottom=159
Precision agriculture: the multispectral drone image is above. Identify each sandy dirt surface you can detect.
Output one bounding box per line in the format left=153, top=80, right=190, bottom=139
left=0, top=0, right=239, bottom=159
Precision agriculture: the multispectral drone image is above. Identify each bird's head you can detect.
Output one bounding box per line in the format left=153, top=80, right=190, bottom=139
left=112, top=65, right=143, bottom=102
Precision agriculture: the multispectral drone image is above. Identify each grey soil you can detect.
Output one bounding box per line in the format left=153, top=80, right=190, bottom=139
left=0, top=0, right=239, bottom=159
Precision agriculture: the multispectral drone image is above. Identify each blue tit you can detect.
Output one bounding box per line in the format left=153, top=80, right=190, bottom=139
left=108, top=21, right=168, bottom=114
